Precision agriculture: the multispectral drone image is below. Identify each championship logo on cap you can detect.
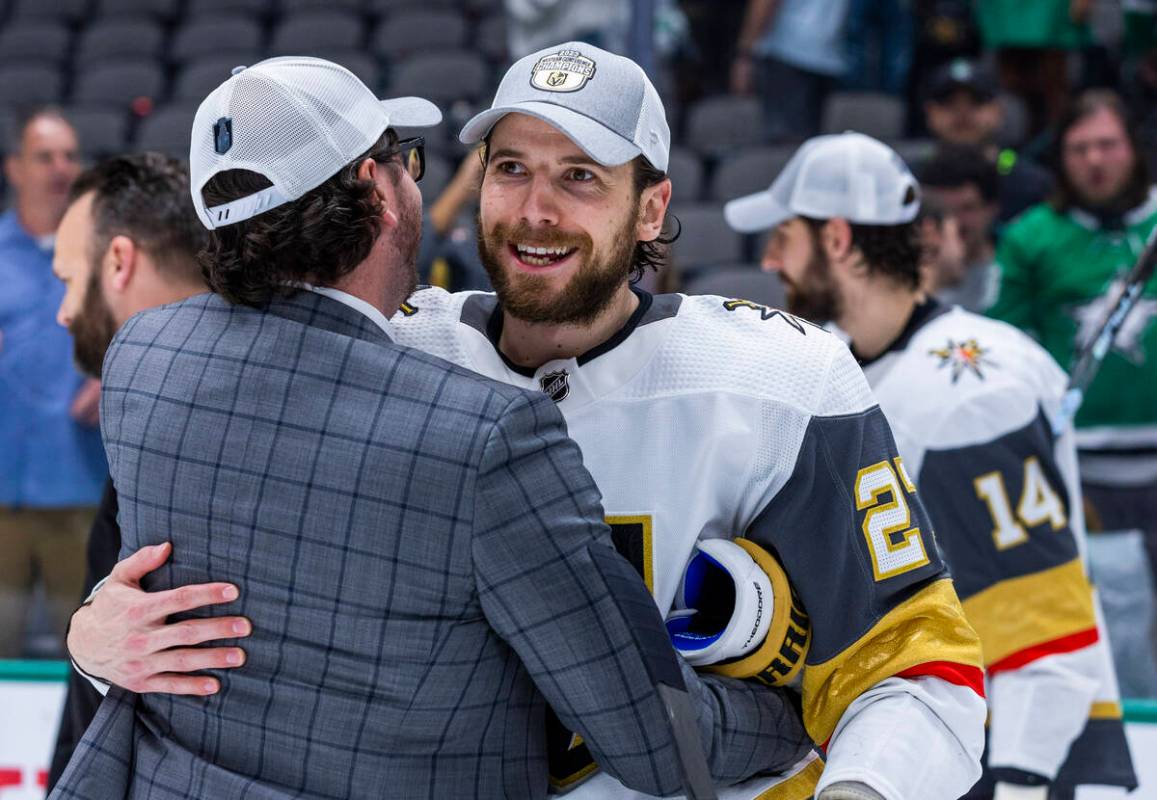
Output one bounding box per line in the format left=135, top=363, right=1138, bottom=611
left=530, top=49, right=596, bottom=93
left=540, top=369, right=571, bottom=402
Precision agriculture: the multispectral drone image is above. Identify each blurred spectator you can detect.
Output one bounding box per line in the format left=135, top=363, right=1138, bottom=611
left=504, top=0, right=630, bottom=59
left=417, top=151, right=491, bottom=292
left=731, top=0, right=852, bottom=141
left=844, top=0, right=914, bottom=95
left=918, top=144, right=1000, bottom=311
left=916, top=198, right=967, bottom=299
left=922, top=58, right=1054, bottom=225
left=987, top=89, right=1157, bottom=693
left=0, top=108, right=106, bottom=658
left=975, top=0, right=1093, bottom=138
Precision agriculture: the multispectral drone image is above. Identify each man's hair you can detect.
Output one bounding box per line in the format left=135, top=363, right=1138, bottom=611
left=1051, top=89, right=1149, bottom=212
left=801, top=216, right=923, bottom=290
left=4, top=105, right=74, bottom=155
left=917, top=145, right=999, bottom=204
left=199, top=129, right=396, bottom=307
left=479, top=139, right=679, bottom=283
left=70, top=152, right=206, bottom=285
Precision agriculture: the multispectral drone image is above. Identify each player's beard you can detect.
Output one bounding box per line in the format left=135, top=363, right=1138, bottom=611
left=69, top=268, right=118, bottom=379
left=477, top=213, right=636, bottom=326
left=391, top=179, right=422, bottom=302
left=782, top=237, right=842, bottom=324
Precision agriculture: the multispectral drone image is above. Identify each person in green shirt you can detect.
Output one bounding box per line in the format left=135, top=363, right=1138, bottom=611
left=988, top=88, right=1157, bottom=698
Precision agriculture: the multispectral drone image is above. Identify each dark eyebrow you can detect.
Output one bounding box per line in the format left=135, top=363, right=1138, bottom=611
left=559, top=154, right=604, bottom=169
left=488, top=147, right=524, bottom=161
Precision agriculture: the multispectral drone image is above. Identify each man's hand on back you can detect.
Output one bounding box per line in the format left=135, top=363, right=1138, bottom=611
left=68, top=542, right=252, bottom=695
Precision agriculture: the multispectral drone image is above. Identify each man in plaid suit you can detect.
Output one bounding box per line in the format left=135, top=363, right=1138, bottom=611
left=50, top=57, right=811, bottom=799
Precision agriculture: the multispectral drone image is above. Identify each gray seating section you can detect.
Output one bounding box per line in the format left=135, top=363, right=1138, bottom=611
left=684, top=95, right=764, bottom=158
left=821, top=91, right=905, bottom=141
left=73, top=61, right=165, bottom=107
left=388, top=51, right=490, bottom=105
left=135, top=104, right=197, bottom=159
left=269, top=10, right=364, bottom=55
left=669, top=203, right=743, bottom=271
left=96, top=0, right=180, bottom=20
left=9, top=0, right=88, bottom=23
left=184, top=0, right=270, bottom=18
left=171, top=17, right=264, bottom=64
left=474, top=13, right=507, bottom=62
left=0, top=21, right=70, bottom=66
left=709, top=145, right=795, bottom=202
left=890, top=139, right=935, bottom=171
left=373, top=9, right=468, bottom=58
left=0, top=64, right=64, bottom=108
left=996, top=92, right=1029, bottom=148
left=308, top=49, right=381, bottom=91
left=683, top=265, right=786, bottom=309
left=280, top=0, right=364, bottom=12
left=368, top=0, right=462, bottom=13
left=174, top=56, right=248, bottom=101
left=65, top=106, right=131, bottom=158
left=77, top=19, right=166, bottom=64
left=666, top=145, right=703, bottom=204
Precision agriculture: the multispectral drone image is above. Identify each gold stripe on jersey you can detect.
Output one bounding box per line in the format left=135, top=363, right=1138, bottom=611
left=753, top=757, right=824, bottom=800
left=801, top=578, right=982, bottom=742
left=961, top=558, right=1095, bottom=667
left=1089, top=701, right=1122, bottom=720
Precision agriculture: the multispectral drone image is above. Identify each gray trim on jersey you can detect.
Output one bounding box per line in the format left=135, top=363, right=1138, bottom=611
left=461, top=292, right=501, bottom=337
left=745, top=406, right=949, bottom=666
left=918, top=407, right=1080, bottom=601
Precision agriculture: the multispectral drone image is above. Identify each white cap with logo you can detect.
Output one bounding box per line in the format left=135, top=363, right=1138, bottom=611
left=458, top=41, right=671, bottom=173
left=724, top=132, right=921, bottom=233
left=189, top=56, right=442, bottom=230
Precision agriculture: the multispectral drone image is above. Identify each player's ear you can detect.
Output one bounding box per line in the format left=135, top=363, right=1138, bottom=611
left=823, top=218, right=854, bottom=261
left=636, top=177, right=672, bottom=243
left=105, top=235, right=137, bottom=293
left=358, top=157, right=398, bottom=229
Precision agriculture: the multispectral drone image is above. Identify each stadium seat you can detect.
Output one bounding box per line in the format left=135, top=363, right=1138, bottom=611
left=708, top=144, right=795, bottom=202
left=997, top=92, right=1029, bottom=148
left=184, top=0, right=270, bottom=19
left=388, top=51, right=491, bottom=106
left=474, top=13, right=508, bottom=63
left=171, top=17, right=264, bottom=64
left=77, top=18, right=166, bottom=64
left=666, top=145, right=704, bottom=204
left=367, top=0, right=461, bottom=14
left=269, top=10, right=364, bottom=55
left=135, top=104, right=197, bottom=159
left=64, top=105, right=131, bottom=158
left=821, top=91, right=906, bottom=140
left=95, top=0, right=180, bottom=20
left=683, top=265, right=786, bottom=309
left=0, top=64, right=64, bottom=108
left=890, top=138, right=935, bottom=170
left=372, top=10, right=468, bottom=59
left=669, top=203, right=743, bottom=271
left=307, top=50, right=382, bottom=92
left=9, top=0, right=88, bottom=23
left=173, top=56, right=250, bottom=102
left=0, top=21, right=71, bottom=67
left=72, top=61, right=165, bottom=108
left=684, top=95, right=765, bottom=158
left=280, top=0, right=363, bottom=13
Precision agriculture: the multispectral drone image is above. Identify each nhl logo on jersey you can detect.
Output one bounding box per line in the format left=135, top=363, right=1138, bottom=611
left=540, top=369, right=571, bottom=403
left=928, top=337, right=996, bottom=382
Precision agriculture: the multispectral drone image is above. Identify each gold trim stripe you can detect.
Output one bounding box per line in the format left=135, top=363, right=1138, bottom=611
left=801, top=579, right=982, bottom=742
left=961, top=558, right=1095, bottom=668
left=1090, top=701, right=1123, bottom=720
left=754, top=757, right=824, bottom=800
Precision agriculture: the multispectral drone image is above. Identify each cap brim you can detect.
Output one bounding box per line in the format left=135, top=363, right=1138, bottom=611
left=724, top=191, right=792, bottom=233
left=459, top=101, right=640, bottom=166
left=382, top=96, right=442, bottom=128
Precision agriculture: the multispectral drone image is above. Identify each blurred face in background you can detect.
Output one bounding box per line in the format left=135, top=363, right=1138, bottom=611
left=925, top=90, right=1002, bottom=149
left=923, top=183, right=996, bottom=264
left=4, top=114, right=81, bottom=223
left=1062, top=107, right=1137, bottom=209
left=53, top=191, right=118, bottom=378
left=760, top=217, right=843, bottom=323
left=919, top=212, right=967, bottom=293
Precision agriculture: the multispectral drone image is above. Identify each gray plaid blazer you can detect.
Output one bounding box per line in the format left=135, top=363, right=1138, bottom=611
left=51, top=291, right=809, bottom=799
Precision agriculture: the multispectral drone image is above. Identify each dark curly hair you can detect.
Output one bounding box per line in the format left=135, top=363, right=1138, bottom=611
left=199, top=129, right=398, bottom=307
left=478, top=139, right=679, bottom=284
left=801, top=215, right=923, bottom=290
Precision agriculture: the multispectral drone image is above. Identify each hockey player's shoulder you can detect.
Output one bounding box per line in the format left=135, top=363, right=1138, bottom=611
left=391, top=286, right=493, bottom=357
left=679, top=293, right=838, bottom=350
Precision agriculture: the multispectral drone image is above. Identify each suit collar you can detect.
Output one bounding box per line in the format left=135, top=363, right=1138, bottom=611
left=264, top=289, right=394, bottom=348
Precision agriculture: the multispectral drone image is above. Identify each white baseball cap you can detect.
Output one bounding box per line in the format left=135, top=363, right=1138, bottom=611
left=724, top=132, right=921, bottom=233
left=458, top=42, right=671, bottom=173
left=189, top=56, right=442, bottom=230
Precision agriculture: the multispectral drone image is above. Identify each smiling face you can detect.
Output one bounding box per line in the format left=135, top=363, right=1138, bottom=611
left=477, top=113, right=661, bottom=325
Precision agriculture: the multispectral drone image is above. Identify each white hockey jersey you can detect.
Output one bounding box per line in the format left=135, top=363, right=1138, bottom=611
left=392, top=287, right=987, bottom=800
left=859, top=300, right=1136, bottom=792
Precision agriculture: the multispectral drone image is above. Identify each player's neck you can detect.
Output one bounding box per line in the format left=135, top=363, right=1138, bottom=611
left=498, top=283, right=640, bottom=369
left=840, top=284, right=921, bottom=361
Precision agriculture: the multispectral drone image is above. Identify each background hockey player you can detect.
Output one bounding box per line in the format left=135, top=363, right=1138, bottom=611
left=64, top=45, right=986, bottom=800
left=725, top=131, right=1138, bottom=800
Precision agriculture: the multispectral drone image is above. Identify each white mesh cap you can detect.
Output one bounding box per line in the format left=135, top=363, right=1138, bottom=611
left=724, top=132, right=921, bottom=233
left=458, top=41, right=670, bottom=173
left=190, top=56, right=442, bottom=230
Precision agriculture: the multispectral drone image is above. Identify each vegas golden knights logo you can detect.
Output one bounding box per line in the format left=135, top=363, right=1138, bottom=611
left=546, top=71, right=567, bottom=87
left=540, top=369, right=570, bottom=403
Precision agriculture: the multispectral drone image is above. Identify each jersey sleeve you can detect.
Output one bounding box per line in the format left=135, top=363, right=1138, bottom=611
left=745, top=344, right=984, bottom=747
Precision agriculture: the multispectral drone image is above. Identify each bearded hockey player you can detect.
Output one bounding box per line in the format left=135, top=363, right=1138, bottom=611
left=726, top=132, right=1138, bottom=800
left=64, top=46, right=985, bottom=800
